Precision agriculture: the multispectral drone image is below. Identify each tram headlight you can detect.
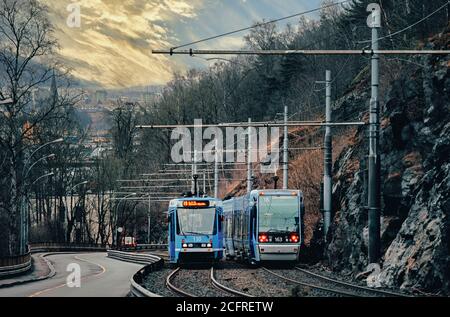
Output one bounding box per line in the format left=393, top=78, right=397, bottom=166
left=201, top=244, right=207, bottom=248
left=188, top=244, right=194, bottom=248
left=182, top=243, right=188, bottom=248
left=207, top=243, right=212, bottom=248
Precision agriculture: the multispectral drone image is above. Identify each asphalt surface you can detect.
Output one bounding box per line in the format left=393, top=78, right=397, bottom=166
left=0, top=253, right=144, bottom=297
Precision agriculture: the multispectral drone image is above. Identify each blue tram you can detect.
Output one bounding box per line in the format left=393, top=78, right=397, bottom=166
left=168, top=197, right=223, bottom=264
left=223, top=190, right=305, bottom=264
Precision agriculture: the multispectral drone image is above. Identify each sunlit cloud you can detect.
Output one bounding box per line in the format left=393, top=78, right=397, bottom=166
left=40, top=0, right=320, bottom=88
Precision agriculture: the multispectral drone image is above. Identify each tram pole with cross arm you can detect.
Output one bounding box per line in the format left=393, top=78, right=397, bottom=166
left=367, top=3, right=382, bottom=264
left=283, top=105, right=289, bottom=190
left=316, top=70, right=333, bottom=240
left=150, top=6, right=449, bottom=263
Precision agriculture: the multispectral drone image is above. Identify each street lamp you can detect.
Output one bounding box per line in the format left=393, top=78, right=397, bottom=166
left=19, top=172, right=54, bottom=254
left=27, top=138, right=63, bottom=163
left=69, top=181, right=89, bottom=244
left=24, top=153, right=56, bottom=179
left=19, top=138, right=63, bottom=254
left=70, top=181, right=89, bottom=192
left=31, top=172, right=54, bottom=186
left=113, top=193, right=136, bottom=248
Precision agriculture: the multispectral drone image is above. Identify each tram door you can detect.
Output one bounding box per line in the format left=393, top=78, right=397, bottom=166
left=169, top=212, right=176, bottom=260
left=249, top=204, right=257, bottom=259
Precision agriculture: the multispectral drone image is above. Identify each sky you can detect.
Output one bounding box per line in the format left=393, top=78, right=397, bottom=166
left=43, top=0, right=322, bottom=89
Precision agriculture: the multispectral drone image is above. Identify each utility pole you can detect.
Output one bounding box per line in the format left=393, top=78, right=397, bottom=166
left=323, top=70, right=333, bottom=239
left=283, top=105, right=289, bottom=190
left=367, top=3, right=382, bottom=264
left=273, top=175, right=280, bottom=190
left=192, top=150, right=198, bottom=194
left=203, top=171, right=206, bottom=195
left=247, top=118, right=253, bottom=193
left=214, top=141, right=219, bottom=198
left=147, top=196, right=151, bottom=244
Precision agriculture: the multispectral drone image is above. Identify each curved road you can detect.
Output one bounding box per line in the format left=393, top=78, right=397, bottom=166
left=0, top=253, right=143, bottom=297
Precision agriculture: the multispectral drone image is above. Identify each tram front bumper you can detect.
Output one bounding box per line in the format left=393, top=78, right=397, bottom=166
left=176, top=248, right=222, bottom=253
left=259, top=244, right=300, bottom=261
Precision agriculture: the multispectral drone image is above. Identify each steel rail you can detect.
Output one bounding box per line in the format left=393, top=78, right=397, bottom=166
left=210, top=267, right=254, bottom=297
left=295, top=267, right=408, bottom=297
left=262, top=268, right=358, bottom=297
left=166, top=268, right=197, bottom=297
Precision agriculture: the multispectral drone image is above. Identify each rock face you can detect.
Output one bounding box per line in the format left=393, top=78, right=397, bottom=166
left=325, top=31, right=450, bottom=294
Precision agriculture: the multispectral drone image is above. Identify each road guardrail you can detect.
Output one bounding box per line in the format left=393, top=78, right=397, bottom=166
left=106, top=249, right=164, bottom=297
left=117, top=244, right=168, bottom=252
left=30, top=243, right=107, bottom=253
left=0, top=252, right=32, bottom=278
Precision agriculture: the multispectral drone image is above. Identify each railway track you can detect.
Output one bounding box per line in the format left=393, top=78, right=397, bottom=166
left=145, top=250, right=408, bottom=297
left=165, top=267, right=254, bottom=297
left=166, top=268, right=197, bottom=297
left=294, top=267, right=408, bottom=297
left=263, top=268, right=357, bottom=297
left=210, top=267, right=253, bottom=297
left=262, top=267, right=408, bottom=297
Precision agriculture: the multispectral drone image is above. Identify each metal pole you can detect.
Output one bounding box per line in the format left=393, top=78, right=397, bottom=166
left=193, top=150, right=199, bottom=196
left=214, top=142, right=219, bottom=198
left=20, top=196, right=26, bottom=254
left=368, top=3, right=381, bottom=264
left=323, top=70, right=333, bottom=239
left=191, top=150, right=195, bottom=193
left=247, top=118, right=252, bottom=193
left=138, top=122, right=366, bottom=129
left=152, top=49, right=450, bottom=56
left=147, top=197, right=151, bottom=244
left=283, top=106, right=289, bottom=190
left=203, top=171, right=206, bottom=195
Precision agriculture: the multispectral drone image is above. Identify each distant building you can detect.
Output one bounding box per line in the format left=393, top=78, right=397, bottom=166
left=142, top=92, right=154, bottom=104
left=95, top=90, right=107, bottom=104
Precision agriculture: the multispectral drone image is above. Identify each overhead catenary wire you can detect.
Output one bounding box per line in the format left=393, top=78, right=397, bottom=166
left=356, top=1, right=450, bottom=44
left=170, top=0, right=352, bottom=51
left=153, top=49, right=450, bottom=56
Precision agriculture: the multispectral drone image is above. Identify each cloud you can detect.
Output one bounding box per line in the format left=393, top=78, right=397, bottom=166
left=40, top=0, right=320, bottom=88
left=42, top=0, right=203, bottom=88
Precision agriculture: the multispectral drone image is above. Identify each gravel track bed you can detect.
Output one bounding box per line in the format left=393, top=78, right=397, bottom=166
left=260, top=269, right=342, bottom=297
left=275, top=268, right=386, bottom=297
left=215, top=267, right=293, bottom=297
left=142, top=265, right=175, bottom=297
left=142, top=259, right=401, bottom=298
left=296, top=266, right=409, bottom=296
left=172, top=268, right=231, bottom=297
left=299, top=264, right=369, bottom=287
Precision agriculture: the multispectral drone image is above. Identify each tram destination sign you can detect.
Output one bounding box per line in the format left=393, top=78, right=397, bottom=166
left=182, top=201, right=210, bottom=208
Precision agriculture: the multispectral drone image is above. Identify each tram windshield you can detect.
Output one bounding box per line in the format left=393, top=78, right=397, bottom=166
left=177, top=207, right=216, bottom=235
left=258, top=196, right=299, bottom=233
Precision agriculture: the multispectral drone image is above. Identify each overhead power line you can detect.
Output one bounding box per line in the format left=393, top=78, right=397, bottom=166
left=170, top=0, right=352, bottom=51
left=154, top=49, right=450, bottom=56
left=357, top=1, right=450, bottom=44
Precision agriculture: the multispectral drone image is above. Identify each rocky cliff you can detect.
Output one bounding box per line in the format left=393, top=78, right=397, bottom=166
left=325, top=29, right=450, bottom=295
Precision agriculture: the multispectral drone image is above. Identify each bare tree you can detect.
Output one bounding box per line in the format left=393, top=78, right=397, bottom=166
left=0, top=0, right=64, bottom=256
